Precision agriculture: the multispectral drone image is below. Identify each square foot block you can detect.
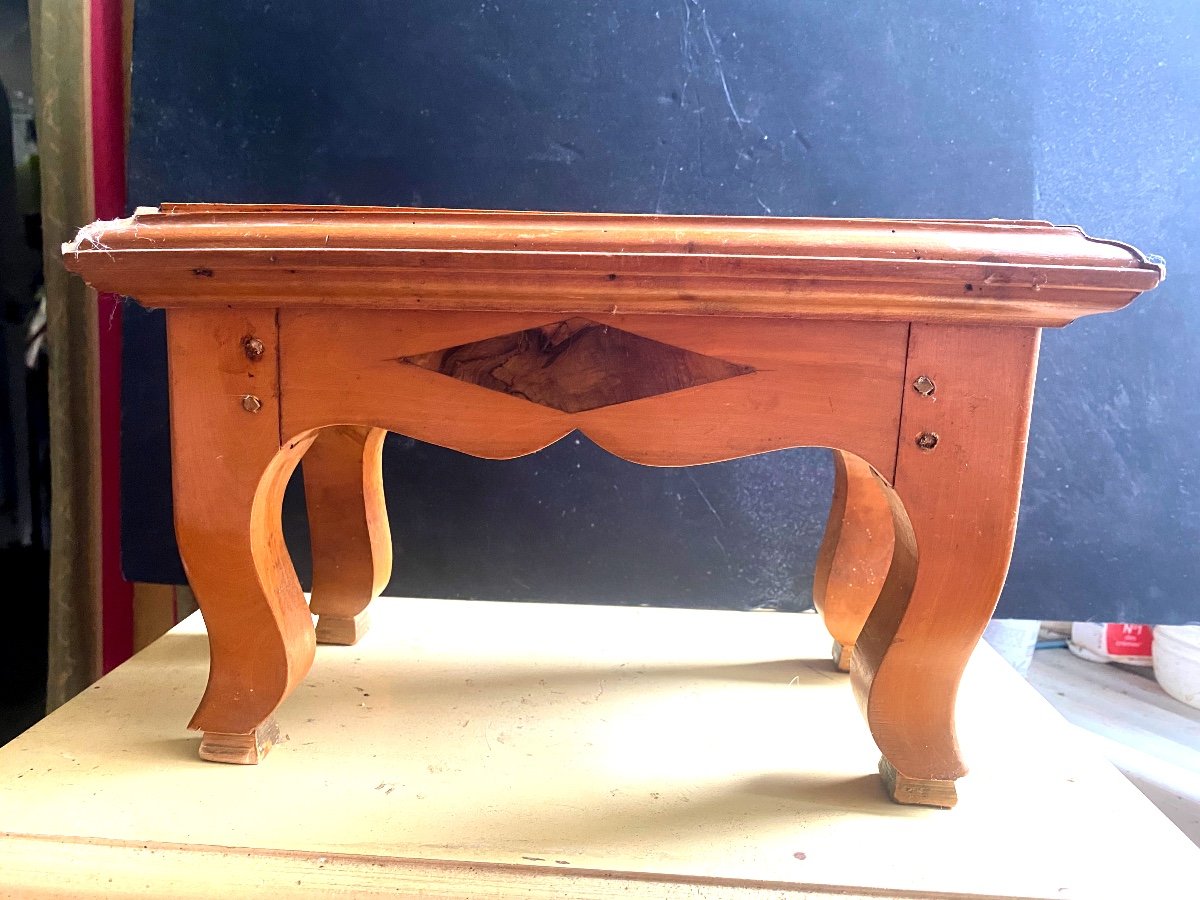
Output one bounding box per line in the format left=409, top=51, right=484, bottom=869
left=832, top=640, right=853, bottom=672
left=316, top=610, right=370, bottom=646
left=879, top=756, right=959, bottom=808
left=198, top=718, right=280, bottom=765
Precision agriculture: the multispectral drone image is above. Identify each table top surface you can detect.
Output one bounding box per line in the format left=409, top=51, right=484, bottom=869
left=62, top=204, right=1163, bottom=326
left=1, top=597, right=1196, bottom=898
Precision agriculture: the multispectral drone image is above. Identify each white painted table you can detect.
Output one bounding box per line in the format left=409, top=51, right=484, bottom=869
left=1, top=597, right=1196, bottom=898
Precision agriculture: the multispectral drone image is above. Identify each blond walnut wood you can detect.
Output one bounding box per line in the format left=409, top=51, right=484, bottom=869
left=831, top=642, right=854, bottom=673
left=62, top=204, right=1162, bottom=326
left=198, top=718, right=279, bottom=765
left=61, top=204, right=1163, bottom=805
left=166, top=308, right=317, bottom=740
left=279, top=310, right=906, bottom=474
left=852, top=325, right=1042, bottom=802
left=813, top=450, right=895, bottom=671
left=314, top=610, right=371, bottom=647
left=304, top=425, right=391, bottom=644
left=879, top=756, right=959, bottom=809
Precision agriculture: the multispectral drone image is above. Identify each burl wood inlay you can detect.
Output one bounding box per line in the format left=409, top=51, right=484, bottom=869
left=63, top=203, right=1163, bottom=809
left=400, top=317, right=754, bottom=413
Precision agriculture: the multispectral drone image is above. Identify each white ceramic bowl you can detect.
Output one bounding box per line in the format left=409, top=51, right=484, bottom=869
left=1152, top=625, right=1200, bottom=710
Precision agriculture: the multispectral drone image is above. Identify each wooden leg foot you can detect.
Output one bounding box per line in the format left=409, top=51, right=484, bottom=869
left=315, top=610, right=370, bottom=646
left=832, top=641, right=853, bottom=672
left=199, top=718, right=280, bottom=765
left=879, top=757, right=958, bottom=808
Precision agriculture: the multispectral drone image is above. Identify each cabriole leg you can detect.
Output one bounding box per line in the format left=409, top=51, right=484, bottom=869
left=813, top=450, right=895, bottom=671
left=852, top=324, right=1041, bottom=807
left=167, top=309, right=317, bottom=763
left=304, top=425, right=392, bottom=645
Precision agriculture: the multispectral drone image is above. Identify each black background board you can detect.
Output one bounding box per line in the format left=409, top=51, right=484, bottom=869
left=122, top=1, right=1200, bottom=623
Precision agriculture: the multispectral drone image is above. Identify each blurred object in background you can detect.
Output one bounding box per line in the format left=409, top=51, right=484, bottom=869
left=1070, top=622, right=1154, bottom=667
left=983, top=619, right=1042, bottom=677
left=0, top=0, right=50, bottom=745
left=1154, top=626, right=1200, bottom=711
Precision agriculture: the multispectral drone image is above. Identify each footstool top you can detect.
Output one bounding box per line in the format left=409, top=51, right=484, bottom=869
left=62, top=203, right=1163, bottom=327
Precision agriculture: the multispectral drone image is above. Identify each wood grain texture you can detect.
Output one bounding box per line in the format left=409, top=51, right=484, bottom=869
left=279, top=310, right=908, bottom=477
left=303, top=425, right=391, bottom=644
left=314, top=610, right=370, bottom=647
left=812, top=450, right=895, bottom=671
left=61, top=205, right=1164, bottom=326
left=401, top=317, right=754, bottom=413
left=879, top=757, right=958, bottom=810
left=59, top=205, right=1164, bottom=796
left=166, top=308, right=316, bottom=739
left=851, top=325, right=1042, bottom=803
left=197, top=718, right=279, bottom=765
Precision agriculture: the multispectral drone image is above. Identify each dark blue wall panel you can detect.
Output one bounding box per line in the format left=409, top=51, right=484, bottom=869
left=122, top=1, right=1198, bottom=622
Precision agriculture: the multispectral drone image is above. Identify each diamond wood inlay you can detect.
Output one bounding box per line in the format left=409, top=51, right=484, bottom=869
left=399, top=318, right=754, bottom=413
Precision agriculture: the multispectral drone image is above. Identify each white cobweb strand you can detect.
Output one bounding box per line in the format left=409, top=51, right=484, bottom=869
left=62, top=216, right=134, bottom=259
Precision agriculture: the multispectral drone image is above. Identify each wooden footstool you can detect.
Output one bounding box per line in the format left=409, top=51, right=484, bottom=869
left=64, top=204, right=1162, bottom=807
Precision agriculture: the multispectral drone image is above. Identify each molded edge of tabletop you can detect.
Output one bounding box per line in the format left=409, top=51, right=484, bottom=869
left=61, top=204, right=1165, bottom=326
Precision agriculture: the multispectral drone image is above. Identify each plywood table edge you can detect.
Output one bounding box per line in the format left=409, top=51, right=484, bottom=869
left=5, top=600, right=1197, bottom=899
left=0, top=831, right=996, bottom=900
